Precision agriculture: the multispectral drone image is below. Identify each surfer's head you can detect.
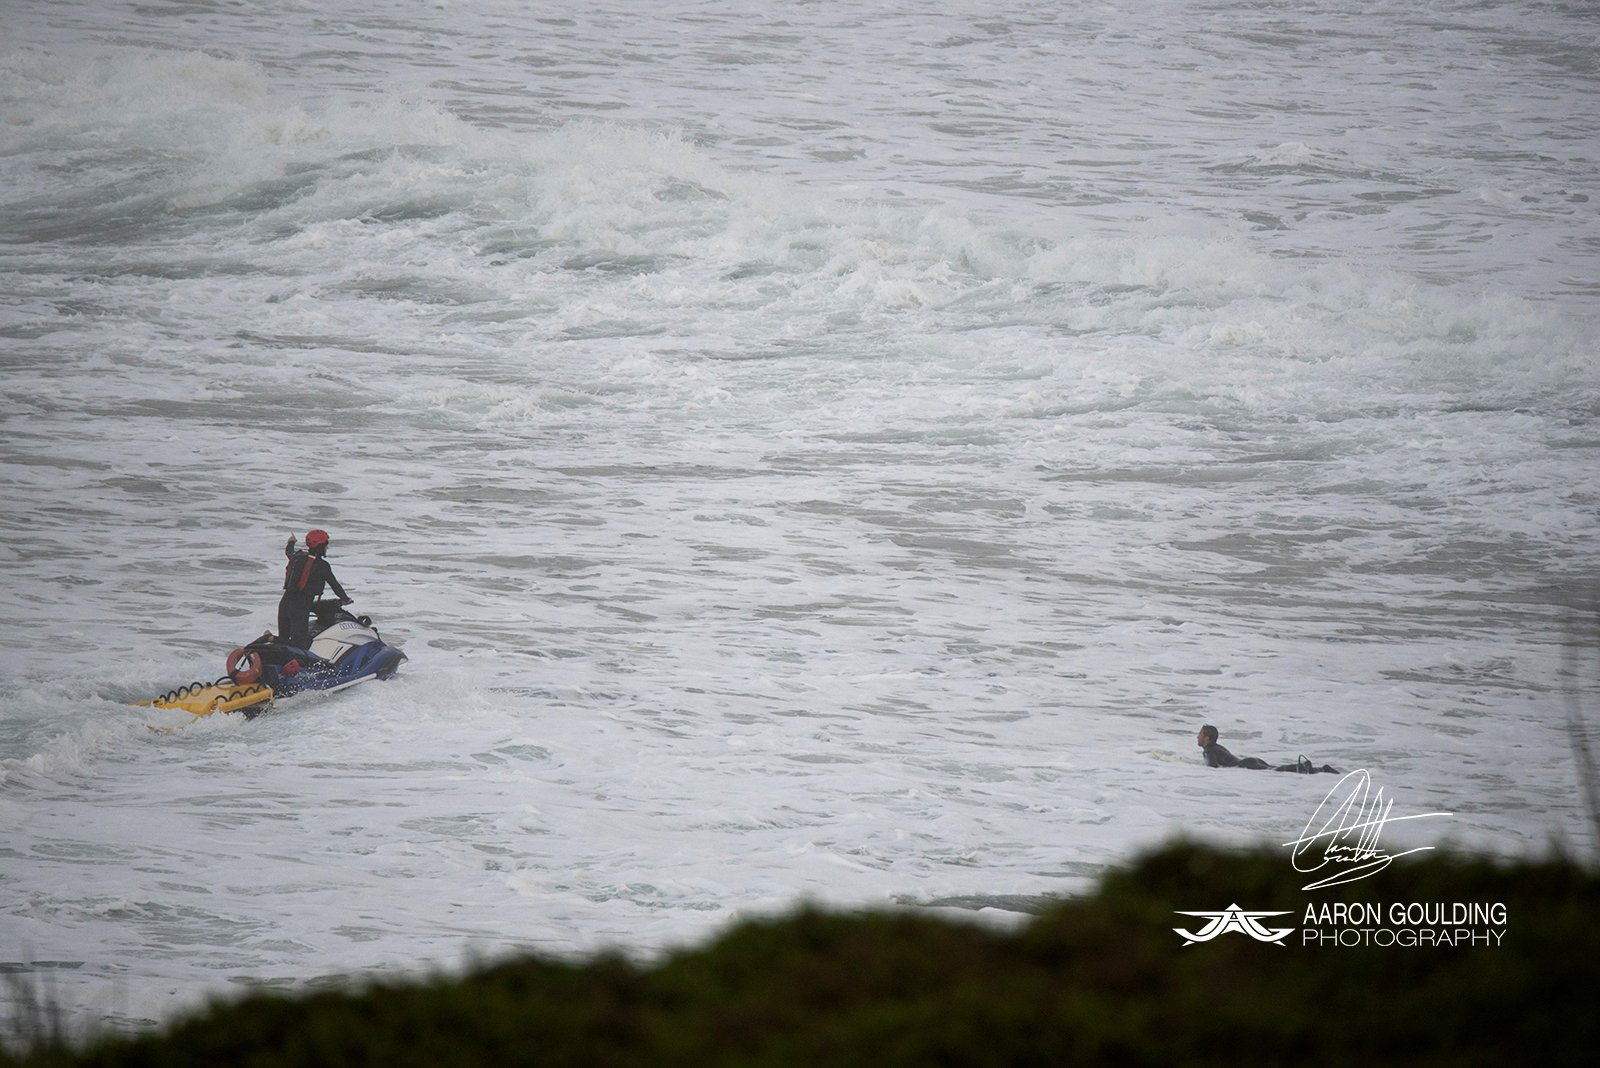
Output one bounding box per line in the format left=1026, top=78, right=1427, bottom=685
left=305, top=528, right=331, bottom=555
left=1197, top=724, right=1219, bottom=747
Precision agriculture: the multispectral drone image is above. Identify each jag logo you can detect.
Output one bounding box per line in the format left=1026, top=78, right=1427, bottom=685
left=1173, top=904, right=1295, bottom=946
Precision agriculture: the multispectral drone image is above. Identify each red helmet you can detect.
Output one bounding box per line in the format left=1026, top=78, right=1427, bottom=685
left=305, top=529, right=330, bottom=550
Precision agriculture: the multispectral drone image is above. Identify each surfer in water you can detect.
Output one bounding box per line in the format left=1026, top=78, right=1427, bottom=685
left=278, top=529, right=351, bottom=650
left=1196, top=724, right=1338, bottom=774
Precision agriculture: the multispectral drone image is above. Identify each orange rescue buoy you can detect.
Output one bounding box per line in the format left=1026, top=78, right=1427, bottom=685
left=226, top=647, right=263, bottom=685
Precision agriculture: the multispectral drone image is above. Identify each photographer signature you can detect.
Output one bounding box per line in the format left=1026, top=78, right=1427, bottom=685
left=1283, top=769, right=1452, bottom=890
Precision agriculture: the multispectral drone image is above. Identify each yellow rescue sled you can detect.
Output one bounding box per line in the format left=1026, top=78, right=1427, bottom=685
left=136, top=677, right=275, bottom=719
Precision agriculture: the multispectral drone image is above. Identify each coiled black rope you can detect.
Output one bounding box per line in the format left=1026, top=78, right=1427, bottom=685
left=152, top=677, right=269, bottom=706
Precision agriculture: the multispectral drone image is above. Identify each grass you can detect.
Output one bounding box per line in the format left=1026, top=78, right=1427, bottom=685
left=5, top=840, right=1597, bottom=1067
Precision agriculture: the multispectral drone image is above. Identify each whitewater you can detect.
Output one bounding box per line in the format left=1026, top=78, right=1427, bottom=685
left=3, top=0, right=1597, bottom=1038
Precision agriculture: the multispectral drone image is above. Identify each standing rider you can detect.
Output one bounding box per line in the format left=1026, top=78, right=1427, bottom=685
left=278, top=529, right=351, bottom=650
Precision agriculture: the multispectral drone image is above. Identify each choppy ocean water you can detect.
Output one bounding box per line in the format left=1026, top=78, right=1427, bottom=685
left=3, top=0, right=1598, bottom=1038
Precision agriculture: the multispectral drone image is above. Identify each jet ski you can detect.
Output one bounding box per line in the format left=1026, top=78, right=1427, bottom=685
left=139, top=599, right=406, bottom=720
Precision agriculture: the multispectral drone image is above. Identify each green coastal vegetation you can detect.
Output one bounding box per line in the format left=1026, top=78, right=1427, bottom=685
left=6, top=840, right=1597, bottom=1067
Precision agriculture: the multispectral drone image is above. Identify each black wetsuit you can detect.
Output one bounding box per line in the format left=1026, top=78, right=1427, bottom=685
left=1202, top=742, right=1269, bottom=769
left=278, top=547, right=348, bottom=649
left=1203, top=742, right=1337, bottom=774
